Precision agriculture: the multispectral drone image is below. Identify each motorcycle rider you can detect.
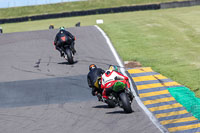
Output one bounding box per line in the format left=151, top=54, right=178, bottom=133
left=53, top=26, right=76, bottom=57
left=87, top=64, right=105, bottom=100
left=101, top=65, right=130, bottom=100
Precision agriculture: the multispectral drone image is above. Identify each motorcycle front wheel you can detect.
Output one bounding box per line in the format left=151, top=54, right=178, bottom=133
left=106, top=99, right=115, bottom=108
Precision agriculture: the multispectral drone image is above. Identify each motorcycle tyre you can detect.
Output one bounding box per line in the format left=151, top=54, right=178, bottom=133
left=119, top=92, right=132, bottom=113
left=106, top=99, right=115, bottom=108
left=65, top=48, right=74, bottom=64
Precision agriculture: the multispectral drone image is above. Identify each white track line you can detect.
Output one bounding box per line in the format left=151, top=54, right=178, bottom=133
left=95, top=25, right=168, bottom=133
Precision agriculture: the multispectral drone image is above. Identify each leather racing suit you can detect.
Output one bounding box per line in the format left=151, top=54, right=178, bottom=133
left=101, top=70, right=129, bottom=99
left=54, top=30, right=76, bottom=56
left=87, top=68, right=105, bottom=96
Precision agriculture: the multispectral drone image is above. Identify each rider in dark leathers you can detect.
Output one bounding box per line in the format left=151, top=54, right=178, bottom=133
left=54, top=27, right=76, bottom=57
left=87, top=64, right=105, bottom=97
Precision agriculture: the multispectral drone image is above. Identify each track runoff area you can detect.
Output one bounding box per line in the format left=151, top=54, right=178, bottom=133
left=0, top=26, right=161, bottom=133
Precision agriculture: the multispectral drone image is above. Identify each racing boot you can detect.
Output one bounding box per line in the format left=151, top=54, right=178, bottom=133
left=70, top=42, right=76, bottom=55
left=72, top=48, right=76, bottom=55
left=128, top=91, right=134, bottom=102
left=97, top=93, right=103, bottom=101
left=60, top=51, right=64, bottom=57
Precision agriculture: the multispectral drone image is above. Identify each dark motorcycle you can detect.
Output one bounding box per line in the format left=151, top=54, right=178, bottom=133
left=104, top=80, right=134, bottom=113
left=63, top=45, right=74, bottom=64
left=59, top=35, right=74, bottom=64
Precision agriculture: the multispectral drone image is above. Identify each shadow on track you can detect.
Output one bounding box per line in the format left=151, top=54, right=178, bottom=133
left=106, top=110, right=126, bottom=114
left=0, top=75, right=94, bottom=108
left=92, top=104, right=110, bottom=109
left=58, top=60, right=78, bottom=65
left=93, top=104, right=134, bottom=114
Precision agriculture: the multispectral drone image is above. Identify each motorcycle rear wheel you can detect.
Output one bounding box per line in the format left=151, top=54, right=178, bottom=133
left=119, top=92, right=132, bottom=113
left=65, top=48, right=74, bottom=64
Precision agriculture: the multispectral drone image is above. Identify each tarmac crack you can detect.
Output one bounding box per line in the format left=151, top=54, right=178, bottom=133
left=34, top=58, right=41, bottom=68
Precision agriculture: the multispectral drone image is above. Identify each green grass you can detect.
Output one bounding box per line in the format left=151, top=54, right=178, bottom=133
left=101, top=6, right=200, bottom=97
left=0, top=0, right=188, bottom=19
left=1, top=6, right=200, bottom=97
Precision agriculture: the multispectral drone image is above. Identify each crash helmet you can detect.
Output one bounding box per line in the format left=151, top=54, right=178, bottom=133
left=89, top=64, right=97, bottom=71
left=108, top=65, right=118, bottom=71
left=59, top=26, right=65, bottom=31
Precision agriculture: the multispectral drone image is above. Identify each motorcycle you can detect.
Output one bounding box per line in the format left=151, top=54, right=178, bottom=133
left=60, top=35, right=74, bottom=64
left=103, top=80, right=134, bottom=113
left=63, top=44, right=74, bottom=64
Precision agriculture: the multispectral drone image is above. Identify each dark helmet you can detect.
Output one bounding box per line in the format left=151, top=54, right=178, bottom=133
left=108, top=65, right=118, bottom=71
left=89, top=64, right=97, bottom=71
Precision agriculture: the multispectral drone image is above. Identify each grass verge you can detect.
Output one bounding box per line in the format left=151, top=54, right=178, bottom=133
left=0, top=0, right=188, bottom=19
left=1, top=6, right=200, bottom=97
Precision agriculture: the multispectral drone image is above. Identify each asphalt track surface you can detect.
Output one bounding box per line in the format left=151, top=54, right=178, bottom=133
left=0, top=26, right=161, bottom=133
